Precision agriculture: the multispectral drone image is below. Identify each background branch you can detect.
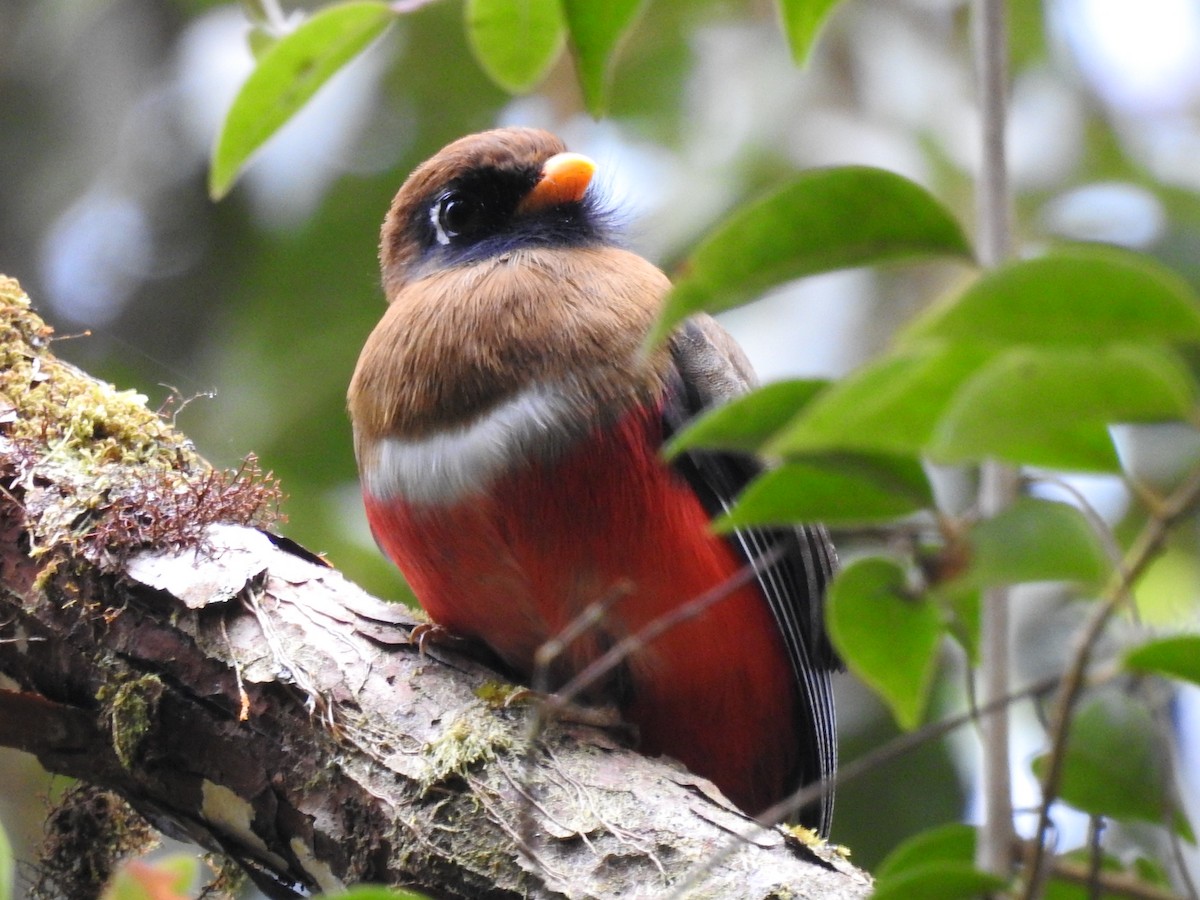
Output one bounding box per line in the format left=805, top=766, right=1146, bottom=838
left=972, top=0, right=1017, bottom=880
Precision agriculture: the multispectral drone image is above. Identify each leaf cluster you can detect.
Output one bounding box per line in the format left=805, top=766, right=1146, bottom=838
left=657, top=140, right=1200, bottom=900
left=211, top=0, right=851, bottom=199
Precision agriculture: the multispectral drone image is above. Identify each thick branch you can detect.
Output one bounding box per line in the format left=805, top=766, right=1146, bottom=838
left=0, top=276, right=869, bottom=899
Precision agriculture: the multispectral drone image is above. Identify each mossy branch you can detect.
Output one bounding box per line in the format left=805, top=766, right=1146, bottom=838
left=0, top=276, right=869, bottom=900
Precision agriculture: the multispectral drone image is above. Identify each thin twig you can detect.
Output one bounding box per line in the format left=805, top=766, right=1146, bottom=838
left=1025, top=473, right=1126, bottom=573
left=518, top=580, right=632, bottom=869
left=549, top=543, right=787, bottom=713
left=516, top=547, right=786, bottom=874
left=1014, top=838, right=1188, bottom=900
left=219, top=614, right=250, bottom=722
left=531, top=581, right=633, bottom=698
left=1086, top=816, right=1104, bottom=900
left=1020, top=463, right=1200, bottom=896
left=1145, top=686, right=1200, bottom=900
left=665, top=672, right=1070, bottom=900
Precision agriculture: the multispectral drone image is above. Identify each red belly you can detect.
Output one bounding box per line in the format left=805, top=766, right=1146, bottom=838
left=363, top=405, right=800, bottom=813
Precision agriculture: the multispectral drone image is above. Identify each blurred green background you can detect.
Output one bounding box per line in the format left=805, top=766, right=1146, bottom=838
left=4, top=0, right=1200, bottom=892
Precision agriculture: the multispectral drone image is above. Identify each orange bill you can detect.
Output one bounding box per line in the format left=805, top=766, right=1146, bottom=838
left=518, top=152, right=597, bottom=212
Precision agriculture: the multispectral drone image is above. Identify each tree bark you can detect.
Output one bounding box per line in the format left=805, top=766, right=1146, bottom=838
left=0, top=276, right=870, bottom=899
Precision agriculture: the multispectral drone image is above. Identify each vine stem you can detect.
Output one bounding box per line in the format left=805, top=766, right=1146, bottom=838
left=1019, top=465, right=1200, bottom=897
left=972, top=0, right=1017, bottom=881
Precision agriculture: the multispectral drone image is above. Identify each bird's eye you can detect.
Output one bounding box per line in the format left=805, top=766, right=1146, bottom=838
left=431, top=192, right=485, bottom=245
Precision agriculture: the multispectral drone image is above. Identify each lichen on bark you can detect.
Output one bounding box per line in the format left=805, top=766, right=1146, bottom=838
left=0, top=275, right=282, bottom=570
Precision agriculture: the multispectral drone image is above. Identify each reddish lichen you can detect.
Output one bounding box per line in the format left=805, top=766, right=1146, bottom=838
left=0, top=275, right=284, bottom=569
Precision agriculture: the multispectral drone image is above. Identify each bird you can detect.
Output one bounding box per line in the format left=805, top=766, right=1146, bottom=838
left=347, top=127, right=838, bottom=831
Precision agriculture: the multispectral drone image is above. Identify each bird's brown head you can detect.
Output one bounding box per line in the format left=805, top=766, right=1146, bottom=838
left=379, top=127, right=608, bottom=299
left=351, top=127, right=671, bottom=444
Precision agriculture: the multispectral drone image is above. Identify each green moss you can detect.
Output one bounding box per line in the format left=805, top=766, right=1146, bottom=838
left=0, top=276, right=282, bottom=571
left=472, top=680, right=528, bottom=707
left=98, top=673, right=165, bottom=770
left=420, top=713, right=516, bottom=790
left=0, top=277, right=188, bottom=467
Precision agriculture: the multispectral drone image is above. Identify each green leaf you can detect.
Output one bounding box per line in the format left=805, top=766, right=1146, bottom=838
left=1125, top=634, right=1200, bottom=686
left=1032, top=693, right=1190, bottom=838
left=872, top=862, right=1009, bottom=900
left=664, top=379, right=829, bottom=457
left=930, top=345, right=1197, bottom=472
left=327, top=887, right=434, bottom=900
left=0, top=819, right=10, bottom=900
left=649, top=167, right=971, bottom=346
left=776, top=0, right=846, bottom=64
left=560, top=0, right=644, bottom=116
left=1132, top=854, right=1173, bottom=886
left=875, top=823, right=976, bottom=880
left=465, top=0, right=565, bottom=93
left=716, top=453, right=933, bottom=529
left=828, top=557, right=942, bottom=729
left=904, top=245, right=1200, bottom=349
left=209, top=2, right=394, bottom=199
left=767, top=343, right=994, bottom=458
left=937, top=584, right=981, bottom=665
left=965, top=497, right=1109, bottom=590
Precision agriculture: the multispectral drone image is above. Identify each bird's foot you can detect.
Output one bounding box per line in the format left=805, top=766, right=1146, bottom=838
left=409, top=623, right=512, bottom=674
left=407, top=621, right=468, bottom=656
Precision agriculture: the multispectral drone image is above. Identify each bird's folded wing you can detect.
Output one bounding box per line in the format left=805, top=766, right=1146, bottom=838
left=663, top=314, right=839, bottom=833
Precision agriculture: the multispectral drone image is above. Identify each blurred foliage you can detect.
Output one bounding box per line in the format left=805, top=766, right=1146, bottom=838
left=99, top=855, right=198, bottom=900
left=210, top=2, right=395, bottom=198
left=5, top=0, right=1200, bottom=896
left=0, top=820, right=10, bottom=900
left=324, top=887, right=432, bottom=900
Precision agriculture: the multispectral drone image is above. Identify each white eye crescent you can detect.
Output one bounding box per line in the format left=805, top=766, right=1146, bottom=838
left=431, top=192, right=485, bottom=245
left=430, top=202, right=451, bottom=246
